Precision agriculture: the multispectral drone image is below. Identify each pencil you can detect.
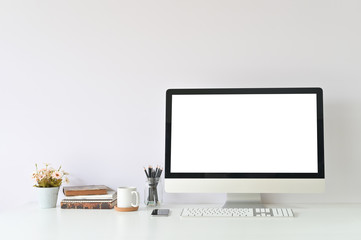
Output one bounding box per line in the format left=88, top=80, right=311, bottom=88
left=157, top=168, right=163, bottom=178
left=144, top=167, right=149, bottom=178
left=148, top=165, right=152, bottom=178
left=155, top=166, right=159, bottom=178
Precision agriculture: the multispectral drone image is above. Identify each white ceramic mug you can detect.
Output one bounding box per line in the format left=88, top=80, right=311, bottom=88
left=117, top=187, right=140, bottom=208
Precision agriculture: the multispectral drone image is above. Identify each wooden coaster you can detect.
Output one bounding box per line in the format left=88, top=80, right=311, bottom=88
left=114, top=206, right=139, bottom=212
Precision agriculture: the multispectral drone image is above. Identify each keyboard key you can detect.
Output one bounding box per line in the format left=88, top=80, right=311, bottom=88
left=287, top=209, right=294, bottom=217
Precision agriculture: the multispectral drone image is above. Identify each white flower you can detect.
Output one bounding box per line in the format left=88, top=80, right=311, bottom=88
left=52, top=171, right=63, bottom=179
left=38, top=173, right=45, bottom=180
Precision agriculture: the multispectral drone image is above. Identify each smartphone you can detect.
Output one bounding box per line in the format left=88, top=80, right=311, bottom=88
left=151, top=209, right=170, bottom=217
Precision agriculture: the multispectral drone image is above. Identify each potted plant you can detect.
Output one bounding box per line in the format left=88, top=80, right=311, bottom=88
left=32, top=163, right=69, bottom=208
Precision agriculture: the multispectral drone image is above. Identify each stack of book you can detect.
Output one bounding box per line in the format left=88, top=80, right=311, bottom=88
left=61, top=185, right=117, bottom=209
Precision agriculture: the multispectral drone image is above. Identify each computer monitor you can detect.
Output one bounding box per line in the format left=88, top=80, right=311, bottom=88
left=164, top=88, right=325, bottom=207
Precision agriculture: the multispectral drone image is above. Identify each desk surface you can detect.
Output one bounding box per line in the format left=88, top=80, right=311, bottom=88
left=1, top=203, right=361, bottom=240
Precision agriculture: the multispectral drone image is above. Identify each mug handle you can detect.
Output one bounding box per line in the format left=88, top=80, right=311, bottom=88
left=131, top=191, right=139, bottom=207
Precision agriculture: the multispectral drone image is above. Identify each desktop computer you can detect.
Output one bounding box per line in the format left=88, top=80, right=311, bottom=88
left=164, top=88, right=325, bottom=211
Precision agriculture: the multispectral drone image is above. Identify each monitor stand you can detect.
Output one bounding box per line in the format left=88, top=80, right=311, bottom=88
left=222, top=193, right=264, bottom=208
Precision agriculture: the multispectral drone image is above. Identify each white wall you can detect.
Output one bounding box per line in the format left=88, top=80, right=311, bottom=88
left=0, top=0, right=360, bottom=210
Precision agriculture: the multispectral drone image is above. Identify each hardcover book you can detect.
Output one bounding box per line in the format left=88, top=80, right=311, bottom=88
left=63, top=185, right=109, bottom=196
left=63, top=190, right=116, bottom=200
left=60, top=199, right=116, bottom=209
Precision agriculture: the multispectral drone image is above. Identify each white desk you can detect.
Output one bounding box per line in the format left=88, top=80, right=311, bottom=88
left=1, top=203, right=361, bottom=240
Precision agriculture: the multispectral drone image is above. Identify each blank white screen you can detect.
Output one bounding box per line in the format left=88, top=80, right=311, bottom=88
left=171, top=94, right=318, bottom=173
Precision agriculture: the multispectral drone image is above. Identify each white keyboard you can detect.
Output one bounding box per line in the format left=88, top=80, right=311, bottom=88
left=181, top=208, right=294, bottom=217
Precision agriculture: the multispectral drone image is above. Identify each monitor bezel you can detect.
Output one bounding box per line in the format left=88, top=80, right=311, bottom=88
left=165, top=88, right=325, bottom=179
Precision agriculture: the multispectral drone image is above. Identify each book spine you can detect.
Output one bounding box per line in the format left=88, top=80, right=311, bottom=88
left=61, top=201, right=116, bottom=209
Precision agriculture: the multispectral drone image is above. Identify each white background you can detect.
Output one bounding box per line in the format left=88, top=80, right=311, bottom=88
left=171, top=94, right=318, bottom=173
left=0, top=0, right=360, bottom=210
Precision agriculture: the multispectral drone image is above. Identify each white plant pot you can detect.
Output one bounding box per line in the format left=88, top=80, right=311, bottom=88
left=36, top=187, right=60, bottom=208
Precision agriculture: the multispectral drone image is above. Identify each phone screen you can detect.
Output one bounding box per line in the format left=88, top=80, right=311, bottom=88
left=151, top=209, right=170, bottom=216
